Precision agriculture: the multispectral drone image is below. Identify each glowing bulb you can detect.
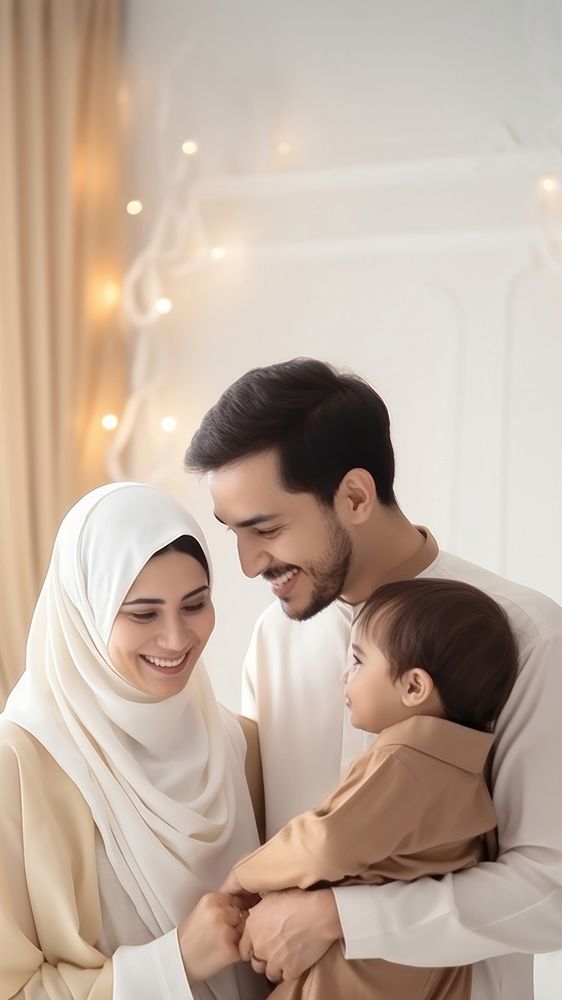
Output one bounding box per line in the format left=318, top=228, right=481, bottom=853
left=126, top=199, right=143, bottom=215
left=182, top=140, right=198, bottom=155
left=161, top=415, right=177, bottom=433
left=540, top=176, right=558, bottom=194
left=101, top=413, right=119, bottom=431
left=210, top=246, right=226, bottom=260
left=277, top=141, right=292, bottom=155
left=100, top=281, right=120, bottom=308
left=155, top=297, right=172, bottom=314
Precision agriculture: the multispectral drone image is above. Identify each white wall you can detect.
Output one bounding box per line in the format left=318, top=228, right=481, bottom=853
left=120, top=0, right=562, bottom=710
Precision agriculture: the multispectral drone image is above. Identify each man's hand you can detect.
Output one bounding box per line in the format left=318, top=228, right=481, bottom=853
left=239, top=888, right=342, bottom=983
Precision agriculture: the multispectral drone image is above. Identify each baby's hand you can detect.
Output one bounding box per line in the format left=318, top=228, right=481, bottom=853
left=220, top=866, right=261, bottom=911
left=220, top=868, right=244, bottom=894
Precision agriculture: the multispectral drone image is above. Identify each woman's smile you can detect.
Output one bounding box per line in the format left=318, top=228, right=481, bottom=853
left=139, top=650, right=191, bottom=674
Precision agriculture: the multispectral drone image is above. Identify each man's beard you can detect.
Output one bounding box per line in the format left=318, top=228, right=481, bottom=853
left=283, top=515, right=353, bottom=622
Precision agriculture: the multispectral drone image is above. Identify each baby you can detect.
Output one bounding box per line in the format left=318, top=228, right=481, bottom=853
left=223, top=577, right=519, bottom=1000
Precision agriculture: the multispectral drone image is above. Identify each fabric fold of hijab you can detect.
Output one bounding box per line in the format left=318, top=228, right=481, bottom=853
left=4, top=482, right=257, bottom=936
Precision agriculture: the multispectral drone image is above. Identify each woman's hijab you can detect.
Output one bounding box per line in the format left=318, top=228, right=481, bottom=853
left=4, top=482, right=258, bottom=936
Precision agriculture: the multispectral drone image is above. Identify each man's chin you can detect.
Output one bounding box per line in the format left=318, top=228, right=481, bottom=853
left=279, top=591, right=334, bottom=622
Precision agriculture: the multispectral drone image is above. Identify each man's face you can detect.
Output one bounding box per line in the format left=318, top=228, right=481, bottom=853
left=209, top=450, right=353, bottom=620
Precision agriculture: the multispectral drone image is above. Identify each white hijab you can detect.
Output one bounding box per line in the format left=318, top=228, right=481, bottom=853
left=4, top=482, right=258, bottom=937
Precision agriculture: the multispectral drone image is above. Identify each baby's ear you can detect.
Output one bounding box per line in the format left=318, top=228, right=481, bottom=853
left=399, top=667, right=434, bottom=707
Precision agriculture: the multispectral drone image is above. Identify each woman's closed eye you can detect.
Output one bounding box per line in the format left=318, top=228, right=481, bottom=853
left=129, top=610, right=157, bottom=622
left=128, top=602, right=206, bottom=622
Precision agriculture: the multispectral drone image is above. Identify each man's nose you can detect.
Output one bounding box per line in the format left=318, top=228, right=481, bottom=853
left=237, top=536, right=269, bottom=578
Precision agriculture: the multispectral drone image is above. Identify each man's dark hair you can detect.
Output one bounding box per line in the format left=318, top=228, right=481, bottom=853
left=185, top=358, right=397, bottom=506
left=357, top=578, right=519, bottom=732
left=153, top=535, right=209, bottom=581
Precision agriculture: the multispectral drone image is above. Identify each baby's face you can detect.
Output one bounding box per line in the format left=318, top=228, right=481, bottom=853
left=345, top=626, right=409, bottom=733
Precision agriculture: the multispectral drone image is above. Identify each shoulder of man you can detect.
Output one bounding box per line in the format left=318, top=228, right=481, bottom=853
left=430, top=549, right=562, bottom=644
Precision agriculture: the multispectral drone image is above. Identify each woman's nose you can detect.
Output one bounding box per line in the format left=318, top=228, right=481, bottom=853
left=157, top=617, right=188, bottom=651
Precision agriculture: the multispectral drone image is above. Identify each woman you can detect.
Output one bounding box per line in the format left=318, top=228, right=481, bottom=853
left=0, top=482, right=270, bottom=1000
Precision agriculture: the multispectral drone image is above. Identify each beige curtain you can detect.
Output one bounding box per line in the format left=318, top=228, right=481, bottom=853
left=0, top=0, right=126, bottom=706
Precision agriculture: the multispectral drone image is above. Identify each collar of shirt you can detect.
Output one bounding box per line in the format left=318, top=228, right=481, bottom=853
left=335, top=525, right=440, bottom=626
left=374, top=715, right=495, bottom=774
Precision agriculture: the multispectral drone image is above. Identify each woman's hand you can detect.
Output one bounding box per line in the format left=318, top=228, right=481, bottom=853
left=178, top=892, right=245, bottom=984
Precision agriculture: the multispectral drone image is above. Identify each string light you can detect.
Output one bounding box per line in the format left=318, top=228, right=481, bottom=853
left=160, top=415, right=177, bottom=433
left=539, top=177, right=558, bottom=194
left=182, top=140, right=198, bottom=155
left=155, top=296, right=172, bottom=314
left=277, top=141, right=292, bottom=155
left=210, top=246, right=226, bottom=260
left=101, top=413, right=119, bottom=430
left=100, top=280, right=120, bottom=309
left=126, top=199, right=143, bottom=215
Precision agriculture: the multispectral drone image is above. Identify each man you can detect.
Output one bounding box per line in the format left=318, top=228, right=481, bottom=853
left=185, top=358, right=562, bottom=1000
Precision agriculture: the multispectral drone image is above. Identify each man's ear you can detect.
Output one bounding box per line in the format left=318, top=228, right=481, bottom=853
left=334, top=468, right=377, bottom=525
left=399, top=668, right=435, bottom=708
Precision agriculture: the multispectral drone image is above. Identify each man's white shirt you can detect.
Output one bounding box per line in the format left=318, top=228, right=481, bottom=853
left=242, top=545, right=562, bottom=1000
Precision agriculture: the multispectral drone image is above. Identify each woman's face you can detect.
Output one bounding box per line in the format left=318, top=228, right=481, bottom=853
left=108, top=550, right=215, bottom=699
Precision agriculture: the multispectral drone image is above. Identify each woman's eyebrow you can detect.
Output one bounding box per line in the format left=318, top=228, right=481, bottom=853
left=122, top=586, right=209, bottom=606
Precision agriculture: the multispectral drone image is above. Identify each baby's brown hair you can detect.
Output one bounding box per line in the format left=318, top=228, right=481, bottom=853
left=356, top=579, right=519, bottom=731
